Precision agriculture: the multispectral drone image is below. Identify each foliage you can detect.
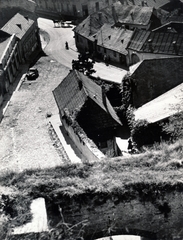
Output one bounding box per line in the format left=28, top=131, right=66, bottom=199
left=72, top=54, right=96, bottom=76
left=1, top=139, right=183, bottom=237
left=162, top=112, right=183, bottom=141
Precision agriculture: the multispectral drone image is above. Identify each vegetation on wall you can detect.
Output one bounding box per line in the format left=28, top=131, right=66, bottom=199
left=162, top=112, right=183, bottom=141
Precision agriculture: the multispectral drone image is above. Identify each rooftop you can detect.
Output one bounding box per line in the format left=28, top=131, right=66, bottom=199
left=127, top=29, right=183, bottom=55
left=119, top=0, right=175, bottom=10
left=115, top=4, right=153, bottom=26
left=96, top=24, right=133, bottom=55
left=134, top=82, right=183, bottom=123
left=53, top=70, right=122, bottom=125
left=1, top=12, right=34, bottom=40
left=74, top=2, right=154, bottom=38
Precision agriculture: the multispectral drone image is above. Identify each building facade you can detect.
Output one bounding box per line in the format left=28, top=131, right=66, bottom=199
left=1, top=13, right=41, bottom=63
left=35, top=0, right=117, bottom=19
left=0, top=32, right=20, bottom=103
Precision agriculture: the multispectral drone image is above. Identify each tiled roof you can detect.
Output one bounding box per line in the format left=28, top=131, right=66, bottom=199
left=96, top=24, right=133, bottom=55
left=134, top=82, right=183, bottom=123
left=127, top=28, right=183, bottom=55
left=119, top=0, right=171, bottom=9
left=114, top=4, right=153, bottom=26
left=53, top=70, right=122, bottom=125
left=0, top=30, right=11, bottom=59
left=74, top=8, right=114, bottom=40
left=1, top=13, right=34, bottom=40
left=153, top=22, right=183, bottom=34
left=74, top=2, right=154, bottom=38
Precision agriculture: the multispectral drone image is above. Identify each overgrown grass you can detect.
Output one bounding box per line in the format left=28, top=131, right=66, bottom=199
left=0, top=139, right=183, bottom=231
left=1, top=139, right=183, bottom=196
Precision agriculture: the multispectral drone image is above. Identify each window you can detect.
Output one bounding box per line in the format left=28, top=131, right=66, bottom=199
left=113, top=51, right=116, bottom=57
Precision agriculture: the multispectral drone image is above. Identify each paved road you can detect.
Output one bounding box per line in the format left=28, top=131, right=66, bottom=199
left=38, top=18, right=77, bottom=69
left=38, top=18, right=127, bottom=83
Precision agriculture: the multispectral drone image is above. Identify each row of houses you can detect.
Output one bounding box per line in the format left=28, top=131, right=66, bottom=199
left=0, top=12, right=41, bottom=106
left=35, top=0, right=179, bottom=19
left=35, top=0, right=118, bottom=19
left=73, top=1, right=183, bottom=66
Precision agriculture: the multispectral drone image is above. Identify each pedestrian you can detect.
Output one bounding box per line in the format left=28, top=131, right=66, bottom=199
left=65, top=41, right=69, bottom=50
left=127, top=137, right=133, bottom=153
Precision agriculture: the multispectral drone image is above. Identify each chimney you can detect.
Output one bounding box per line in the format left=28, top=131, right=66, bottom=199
left=148, top=38, right=153, bottom=52
left=172, top=41, right=178, bottom=54
left=98, top=12, right=102, bottom=22
left=112, top=5, right=118, bottom=24
left=122, top=24, right=126, bottom=30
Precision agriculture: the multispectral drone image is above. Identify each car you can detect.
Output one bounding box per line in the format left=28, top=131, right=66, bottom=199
left=26, top=68, right=39, bottom=80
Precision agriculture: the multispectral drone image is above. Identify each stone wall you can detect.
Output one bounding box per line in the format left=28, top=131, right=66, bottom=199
left=47, top=190, right=183, bottom=240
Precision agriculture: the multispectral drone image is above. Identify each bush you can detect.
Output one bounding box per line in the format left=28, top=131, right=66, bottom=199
left=130, top=119, right=163, bottom=148
left=162, top=112, right=183, bottom=141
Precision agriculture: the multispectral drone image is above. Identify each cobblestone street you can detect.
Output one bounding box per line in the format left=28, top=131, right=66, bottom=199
left=0, top=57, right=70, bottom=173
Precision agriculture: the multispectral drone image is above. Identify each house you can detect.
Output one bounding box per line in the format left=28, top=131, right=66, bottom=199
left=35, top=0, right=117, bottom=19
left=74, top=2, right=160, bottom=65
left=127, top=57, right=183, bottom=108
left=53, top=70, right=123, bottom=160
left=1, top=13, right=41, bottom=63
left=111, top=4, right=161, bottom=30
left=119, top=0, right=181, bottom=12
left=126, top=28, right=183, bottom=65
left=0, top=1, right=36, bottom=28
left=0, top=31, right=20, bottom=105
left=95, top=24, right=133, bottom=65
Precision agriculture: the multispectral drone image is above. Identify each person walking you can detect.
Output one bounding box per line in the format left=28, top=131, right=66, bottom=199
left=65, top=41, right=69, bottom=50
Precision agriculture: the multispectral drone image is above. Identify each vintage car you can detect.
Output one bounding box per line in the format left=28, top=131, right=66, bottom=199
left=26, top=68, right=39, bottom=80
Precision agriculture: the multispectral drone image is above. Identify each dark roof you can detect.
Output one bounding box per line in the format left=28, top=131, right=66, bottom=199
left=127, top=28, right=183, bottom=55
left=53, top=70, right=122, bottom=125
left=74, top=2, right=154, bottom=38
left=134, top=82, right=183, bottom=123
left=153, top=22, right=183, bottom=34
left=1, top=13, right=34, bottom=40
left=74, top=8, right=115, bottom=40
left=96, top=24, right=133, bottom=55
left=119, top=0, right=172, bottom=10
left=114, top=4, right=153, bottom=26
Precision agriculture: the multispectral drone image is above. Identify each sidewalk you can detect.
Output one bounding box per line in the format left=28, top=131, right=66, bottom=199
left=49, top=114, right=82, bottom=164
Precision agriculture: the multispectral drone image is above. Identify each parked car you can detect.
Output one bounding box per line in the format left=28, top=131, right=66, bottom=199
left=26, top=68, right=39, bottom=80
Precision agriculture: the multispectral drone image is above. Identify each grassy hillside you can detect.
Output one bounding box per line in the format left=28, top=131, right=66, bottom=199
left=0, top=138, right=183, bottom=237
